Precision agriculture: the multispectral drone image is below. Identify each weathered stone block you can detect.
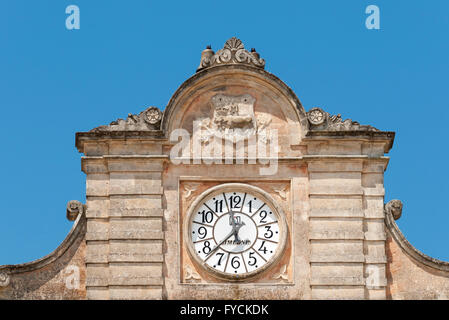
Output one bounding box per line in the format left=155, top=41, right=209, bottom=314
left=308, top=161, right=363, bottom=173
left=362, top=142, right=386, bottom=157
left=108, top=263, right=163, bottom=286
left=109, top=286, right=163, bottom=300
left=86, top=264, right=109, bottom=286
left=364, top=219, right=386, bottom=241
left=311, top=263, right=364, bottom=285
left=362, top=161, right=387, bottom=173
left=109, top=195, right=163, bottom=217
left=109, top=172, right=162, bottom=195
left=365, top=263, right=387, bottom=288
left=366, top=289, right=386, bottom=300
left=365, top=241, right=387, bottom=263
left=311, top=286, right=365, bottom=300
left=86, top=173, right=109, bottom=196
left=307, top=141, right=362, bottom=155
left=362, top=173, right=384, bottom=193
left=311, top=240, right=364, bottom=262
left=109, top=218, right=163, bottom=240
left=86, top=197, right=109, bottom=218
left=86, top=219, right=109, bottom=241
left=84, top=142, right=108, bottom=157
left=309, top=218, right=364, bottom=240
left=364, top=196, right=384, bottom=218
left=86, top=286, right=109, bottom=300
left=86, top=241, right=108, bottom=263
left=109, top=142, right=162, bottom=155
left=109, top=240, right=163, bottom=262
left=82, top=158, right=108, bottom=173
left=310, top=172, right=361, bottom=187
left=310, top=196, right=363, bottom=218
left=107, top=159, right=164, bottom=172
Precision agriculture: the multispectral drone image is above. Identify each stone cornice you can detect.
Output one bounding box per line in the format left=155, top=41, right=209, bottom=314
left=304, top=130, right=395, bottom=153
left=75, top=130, right=165, bottom=153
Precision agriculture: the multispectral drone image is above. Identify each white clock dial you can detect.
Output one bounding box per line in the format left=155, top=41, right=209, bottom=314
left=185, top=183, right=287, bottom=280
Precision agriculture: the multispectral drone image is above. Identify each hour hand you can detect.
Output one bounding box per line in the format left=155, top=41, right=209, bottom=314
left=206, top=229, right=234, bottom=257
left=232, top=220, right=245, bottom=241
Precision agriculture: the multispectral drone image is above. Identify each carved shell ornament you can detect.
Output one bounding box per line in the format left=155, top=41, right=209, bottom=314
left=197, top=37, right=265, bottom=72
left=145, top=107, right=162, bottom=125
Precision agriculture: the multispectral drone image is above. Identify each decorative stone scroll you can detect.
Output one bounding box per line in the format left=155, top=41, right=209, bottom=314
left=272, top=264, right=288, bottom=282
left=0, top=272, right=10, bottom=287
left=385, top=199, right=403, bottom=220
left=183, top=183, right=200, bottom=200
left=90, top=106, right=162, bottom=132
left=184, top=265, right=201, bottom=282
left=307, top=107, right=379, bottom=132
left=66, top=200, right=86, bottom=221
left=272, top=185, right=288, bottom=200
left=197, top=37, right=265, bottom=72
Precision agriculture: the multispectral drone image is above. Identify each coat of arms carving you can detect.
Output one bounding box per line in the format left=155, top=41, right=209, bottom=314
left=198, top=94, right=271, bottom=143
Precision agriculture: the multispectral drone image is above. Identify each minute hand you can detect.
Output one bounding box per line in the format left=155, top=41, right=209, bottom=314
left=206, top=220, right=244, bottom=257
left=206, top=229, right=235, bottom=257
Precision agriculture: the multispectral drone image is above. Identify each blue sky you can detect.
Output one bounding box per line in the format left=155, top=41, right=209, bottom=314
left=0, top=0, right=448, bottom=264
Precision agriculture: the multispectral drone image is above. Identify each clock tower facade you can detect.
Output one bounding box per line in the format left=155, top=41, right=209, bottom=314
left=1, top=37, right=449, bottom=300
left=77, top=37, right=394, bottom=300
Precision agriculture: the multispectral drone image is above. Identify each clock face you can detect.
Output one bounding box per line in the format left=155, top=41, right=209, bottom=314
left=185, top=183, right=287, bottom=281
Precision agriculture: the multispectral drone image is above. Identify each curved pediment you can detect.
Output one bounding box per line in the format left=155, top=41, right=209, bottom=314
left=163, top=72, right=308, bottom=149
left=77, top=37, right=394, bottom=155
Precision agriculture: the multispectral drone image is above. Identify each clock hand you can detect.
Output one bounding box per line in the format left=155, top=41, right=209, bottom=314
left=232, top=220, right=245, bottom=242
left=206, top=212, right=244, bottom=256
left=206, top=228, right=235, bottom=257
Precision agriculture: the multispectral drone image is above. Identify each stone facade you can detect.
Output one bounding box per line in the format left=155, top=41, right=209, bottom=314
left=1, top=37, right=448, bottom=300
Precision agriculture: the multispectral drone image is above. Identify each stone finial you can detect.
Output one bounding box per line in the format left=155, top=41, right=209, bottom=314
left=66, top=200, right=85, bottom=221
left=307, top=107, right=379, bottom=132
left=197, top=37, right=265, bottom=72
left=0, top=272, right=10, bottom=287
left=385, top=199, right=403, bottom=220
